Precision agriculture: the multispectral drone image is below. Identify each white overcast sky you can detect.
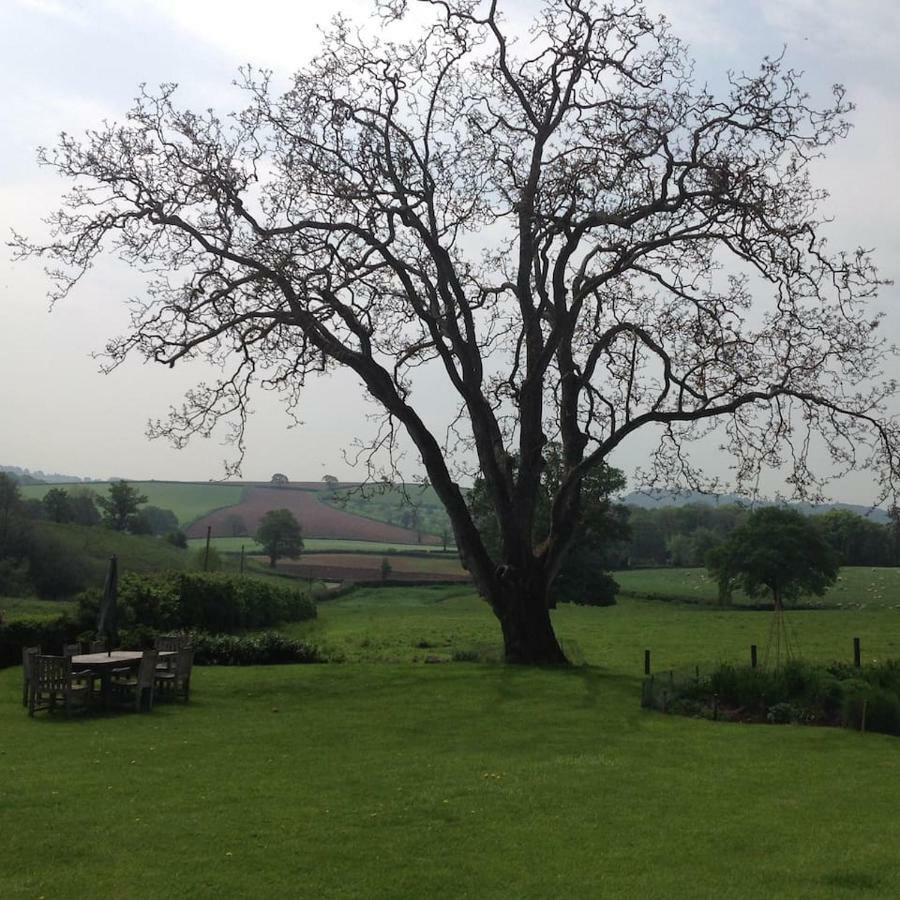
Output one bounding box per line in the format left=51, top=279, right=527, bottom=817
left=1, top=0, right=898, bottom=501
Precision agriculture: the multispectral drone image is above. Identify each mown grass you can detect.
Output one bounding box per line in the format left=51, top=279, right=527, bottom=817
left=615, top=565, right=900, bottom=609
left=21, top=481, right=245, bottom=527
left=3, top=586, right=900, bottom=897
left=3, top=633, right=900, bottom=896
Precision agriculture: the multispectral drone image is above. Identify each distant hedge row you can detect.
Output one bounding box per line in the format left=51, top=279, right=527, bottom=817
left=76, top=572, right=317, bottom=634
left=0, top=618, right=320, bottom=668
left=0, top=615, right=81, bottom=668
left=1, top=573, right=318, bottom=668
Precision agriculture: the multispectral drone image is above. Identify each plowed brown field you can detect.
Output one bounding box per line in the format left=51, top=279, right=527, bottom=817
left=186, top=485, right=440, bottom=544
left=261, top=552, right=469, bottom=583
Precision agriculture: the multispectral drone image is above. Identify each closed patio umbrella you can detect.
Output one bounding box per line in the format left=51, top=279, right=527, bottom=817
left=97, top=555, right=118, bottom=654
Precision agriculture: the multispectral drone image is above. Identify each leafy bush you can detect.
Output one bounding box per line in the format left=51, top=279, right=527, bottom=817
left=75, top=572, right=317, bottom=634
left=177, top=573, right=316, bottom=631
left=657, top=659, right=900, bottom=737
left=0, top=615, right=80, bottom=668
left=841, top=679, right=900, bottom=735
left=766, top=702, right=802, bottom=724
left=188, top=631, right=321, bottom=665
left=165, top=530, right=188, bottom=549
left=190, top=546, right=223, bottom=571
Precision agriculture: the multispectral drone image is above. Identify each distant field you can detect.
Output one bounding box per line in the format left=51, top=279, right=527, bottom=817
left=38, top=521, right=189, bottom=583
left=269, top=552, right=469, bottom=583
left=20, top=481, right=244, bottom=527
left=188, top=536, right=453, bottom=554
left=187, top=485, right=440, bottom=544
left=323, top=482, right=451, bottom=538
left=0, top=596, right=75, bottom=620
left=614, top=566, right=900, bottom=609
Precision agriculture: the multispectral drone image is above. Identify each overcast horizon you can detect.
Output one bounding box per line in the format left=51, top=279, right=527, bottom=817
left=2, top=0, right=898, bottom=503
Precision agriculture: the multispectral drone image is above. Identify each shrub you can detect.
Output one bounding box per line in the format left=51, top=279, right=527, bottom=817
left=165, top=530, right=188, bottom=549
left=766, top=702, right=801, bottom=725
left=176, top=573, right=316, bottom=631
left=841, top=679, right=900, bottom=735
left=659, top=659, right=900, bottom=737
left=0, top=615, right=80, bottom=668
left=75, top=572, right=317, bottom=634
left=188, top=631, right=322, bottom=665
left=190, top=545, right=223, bottom=571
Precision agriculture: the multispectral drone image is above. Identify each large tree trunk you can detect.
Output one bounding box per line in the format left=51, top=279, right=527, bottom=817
left=494, top=582, right=568, bottom=665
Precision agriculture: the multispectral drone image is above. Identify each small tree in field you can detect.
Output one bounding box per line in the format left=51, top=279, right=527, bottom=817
left=270, top=473, right=289, bottom=486
left=707, top=506, right=838, bottom=664
left=706, top=507, right=839, bottom=610
left=42, top=487, right=73, bottom=523
left=255, top=508, right=304, bottom=568
left=97, top=480, right=148, bottom=532
left=15, top=0, right=899, bottom=662
left=224, top=512, right=247, bottom=537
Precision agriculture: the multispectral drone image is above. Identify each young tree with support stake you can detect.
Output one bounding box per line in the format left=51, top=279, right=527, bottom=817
left=706, top=506, right=839, bottom=665
left=14, top=0, right=899, bottom=663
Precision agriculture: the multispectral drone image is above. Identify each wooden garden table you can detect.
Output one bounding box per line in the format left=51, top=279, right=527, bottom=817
left=71, top=651, right=175, bottom=709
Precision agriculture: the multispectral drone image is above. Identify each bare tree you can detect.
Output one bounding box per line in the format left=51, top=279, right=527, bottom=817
left=14, top=0, right=899, bottom=662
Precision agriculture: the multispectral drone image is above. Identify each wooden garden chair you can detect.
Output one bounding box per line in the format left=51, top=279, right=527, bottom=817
left=154, top=635, right=189, bottom=673
left=63, top=641, right=100, bottom=689
left=110, top=650, right=158, bottom=713
left=155, top=648, right=194, bottom=703
left=29, top=655, right=91, bottom=717
left=21, top=646, right=40, bottom=708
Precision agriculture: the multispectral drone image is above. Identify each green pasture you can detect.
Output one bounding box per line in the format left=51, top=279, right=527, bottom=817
left=285, top=586, right=899, bottom=669
left=0, top=596, right=75, bottom=620
left=20, top=481, right=244, bottom=527
left=615, top=565, right=900, bottom=609
left=189, top=536, right=455, bottom=554
left=323, top=482, right=451, bottom=537
left=4, top=588, right=900, bottom=898
left=39, top=522, right=189, bottom=582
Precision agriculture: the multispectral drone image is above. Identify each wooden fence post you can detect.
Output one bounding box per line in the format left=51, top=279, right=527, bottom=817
left=853, top=637, right=861, bottom=668
left=203, top=525, right=212, bottom=572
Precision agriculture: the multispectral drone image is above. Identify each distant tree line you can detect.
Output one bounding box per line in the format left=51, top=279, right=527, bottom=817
left=622, top=504, right=900, bottom=569
left=0, top=474, right=187, bottom=599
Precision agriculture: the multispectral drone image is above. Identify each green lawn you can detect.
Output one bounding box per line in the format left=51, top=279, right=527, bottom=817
left=3, top=588, right=900, bottom=897
left=615, top=565, right=900, bottom=609
left=21, top=481, right=245, bottom=527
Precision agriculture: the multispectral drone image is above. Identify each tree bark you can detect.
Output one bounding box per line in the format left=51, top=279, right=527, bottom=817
left=495, top=582, right=568, bottom=665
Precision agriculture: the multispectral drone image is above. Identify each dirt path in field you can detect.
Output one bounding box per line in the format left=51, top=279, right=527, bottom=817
left=186, top=485, right=440, bottom=544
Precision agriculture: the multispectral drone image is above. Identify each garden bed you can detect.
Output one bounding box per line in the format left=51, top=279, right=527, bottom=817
left=643, top=659, right=900, bottom=736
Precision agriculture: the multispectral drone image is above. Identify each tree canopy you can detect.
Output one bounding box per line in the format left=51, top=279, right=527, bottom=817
left=255, top=508, right=304, bottom=567
left=16, top=0, right=899, bottom=662
left=468, top=445, right=628, bottom=605
left=96, top=481, right=148, bottom=532
left=706, top=507, right=839, bottom=608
